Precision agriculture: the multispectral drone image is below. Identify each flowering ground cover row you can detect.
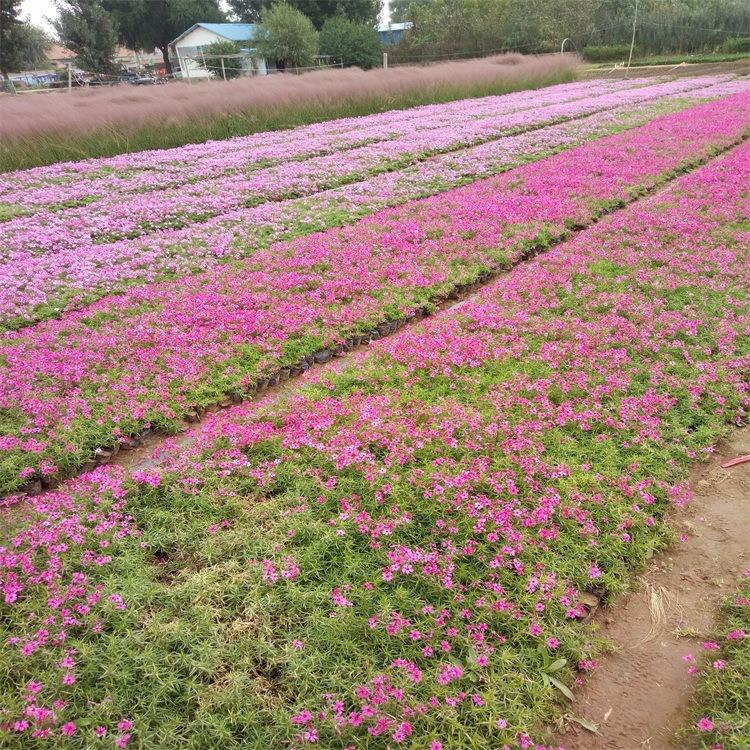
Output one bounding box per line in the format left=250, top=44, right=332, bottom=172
left=1, top=91, right=749, bottom=496
left=3, top=77, right=747, bottom=331
left=686, top=573, right=750, bottom=749
left=0, top=77, right=648, bottom=198
left=0, top=76, right=723, bottom=257
left=1, top=140, right=748, bottom=749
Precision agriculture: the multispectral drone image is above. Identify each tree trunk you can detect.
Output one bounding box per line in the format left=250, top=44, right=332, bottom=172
left=159, top=43, right=172, bottom=76
left=0, top=68, right=16, bottom=94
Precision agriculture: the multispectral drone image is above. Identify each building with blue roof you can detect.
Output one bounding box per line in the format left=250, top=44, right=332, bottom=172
left=169, top=23, right=267, bottom=79
left=376, top=22, right=413, bottom=45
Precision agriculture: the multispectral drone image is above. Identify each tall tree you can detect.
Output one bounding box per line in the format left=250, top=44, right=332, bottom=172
left=230, top=0, right=379, bottom=29
left=319, top=16, right=381, bottom=68
left=255, top=1, right=318, bottom=68
left=11, top=24, right=54, bottom=69
left=0, top=0, right=21, bottom=82
left=102, top=0, right=225, bottom=76
left=227, top=0, right=263, bottom=23
left=54, top=0, right=118, bottom=73
left=390, top=0, right=432, bottom=22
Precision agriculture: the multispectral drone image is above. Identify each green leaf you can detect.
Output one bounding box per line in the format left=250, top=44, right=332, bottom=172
left=547, top=658, right=568, bottom=673
left=568, top=715, right=601, bottom=734
left=548, top=675, right=575, bottom=701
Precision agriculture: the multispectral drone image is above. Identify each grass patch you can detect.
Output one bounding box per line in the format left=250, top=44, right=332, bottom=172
left=683, top=576, right=750, bottom=748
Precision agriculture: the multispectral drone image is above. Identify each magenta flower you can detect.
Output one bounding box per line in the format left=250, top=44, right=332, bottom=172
left=697, top=717, right=715, bottom=732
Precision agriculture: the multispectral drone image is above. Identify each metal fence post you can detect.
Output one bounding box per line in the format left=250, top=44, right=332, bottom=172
left=383, top=52, right=388, bottom=69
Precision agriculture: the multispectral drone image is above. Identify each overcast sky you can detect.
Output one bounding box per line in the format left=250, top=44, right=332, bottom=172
left=21, top=0, right=390, bottom=38
left=21, top=0, right=57, bottom=34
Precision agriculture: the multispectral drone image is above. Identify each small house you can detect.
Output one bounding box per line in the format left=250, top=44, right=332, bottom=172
left=169, top=23, right=268, bottom=80
left=376, top=22, right=413, bottom=45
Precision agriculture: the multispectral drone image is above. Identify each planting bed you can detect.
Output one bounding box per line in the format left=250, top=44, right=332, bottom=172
left=1, top=134, right=749, bottom=748
left=1, top=90, right=749, bottom=496
left=0, top=76, right=743, bottom=330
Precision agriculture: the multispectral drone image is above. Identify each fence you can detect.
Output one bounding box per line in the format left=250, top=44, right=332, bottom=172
left=175, top=52, right=343, bottom=82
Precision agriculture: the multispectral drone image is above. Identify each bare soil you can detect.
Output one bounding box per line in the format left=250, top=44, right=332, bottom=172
left=560, top=428, right=750, bottom=750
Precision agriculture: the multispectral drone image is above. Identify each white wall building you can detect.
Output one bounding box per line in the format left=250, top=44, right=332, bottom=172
left=169, top=23, right=268, bottom=80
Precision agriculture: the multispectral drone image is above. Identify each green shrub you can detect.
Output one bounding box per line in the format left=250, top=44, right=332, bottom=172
left=201, top=40, right=243, bottom=79
left=255, top=1, right=319, bottom=69
left=320, top=16, right=382, bottom=69
left=584, top=44, right=638, bottom=62
left=719, top=37, right=750, bottom=54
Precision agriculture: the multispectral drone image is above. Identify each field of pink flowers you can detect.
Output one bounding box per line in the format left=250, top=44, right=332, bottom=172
left=1, top=75, right=746, bottom=331
left=1, top=116, right=748, bottom=750
left=1, top=85, right=749, bottom=498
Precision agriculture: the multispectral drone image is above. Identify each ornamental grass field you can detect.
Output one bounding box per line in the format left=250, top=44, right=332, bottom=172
left=1, top=73, right=750, bottom=749
left=0, top=54, right=578, bottom=173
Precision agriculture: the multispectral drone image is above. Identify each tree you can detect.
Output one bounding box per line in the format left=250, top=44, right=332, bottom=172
left=390, top=0, right=432, bottom=22
left=54, top=0, right=118, bottom=73
left=230, top=0, right=379, bottom=29
left=10, top=24, right=54, bottom=69
left=101, top=0, right=225, bottom=76
left=255, top=2, right=318, bottom=69
left=0, top=0, right=52, bottom=82
left=200, top=39, right=242, bottom=78
left=228, top=0, right=263, bottom=23
left=320, top=16, right=381, bottom=68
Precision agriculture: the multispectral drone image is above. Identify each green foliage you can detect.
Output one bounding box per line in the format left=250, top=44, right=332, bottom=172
left=686, top=578, right=750, bottom=748
left=255, top=2, right=319, bottom=68
left=390, top=0, right=750, bottom=62
left=583, top=44, right=637, bottom=62
left=102, top=0, right=226, bottom=74
left=0, top=21, right=52, bottom=75
left=719, top=36, right=750, bottom=54
left=319, top=16, right=381, bottom=68
left=390, top=0, right=432, bottom=22
left=229, top=0, right=378, bottom=28
left=200, top=39, right=242, bottom=79
left=53, top=0, right=118, bottom=73
left=0, top=0, right=21, bottom=77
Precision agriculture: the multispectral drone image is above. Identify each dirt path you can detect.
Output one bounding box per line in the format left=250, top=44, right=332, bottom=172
left=560, top=428, right=750, bottom=750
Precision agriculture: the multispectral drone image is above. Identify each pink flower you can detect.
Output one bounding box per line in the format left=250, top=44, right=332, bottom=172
left=696, top=717, right=714, bottom=732
left=496, top=717, right=508, bottom=729
left=60, top=723, right=77, bottom=736
left=392, top=721, right=412, bottom=743
left=437, top=663, right=463, bottom=685
left=331, top=587, right=353, bottom=607
left=291, top=710, right=313, bottom=725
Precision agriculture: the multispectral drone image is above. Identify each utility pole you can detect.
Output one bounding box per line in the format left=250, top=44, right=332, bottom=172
left=625, top=0, right=639, bottom=77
